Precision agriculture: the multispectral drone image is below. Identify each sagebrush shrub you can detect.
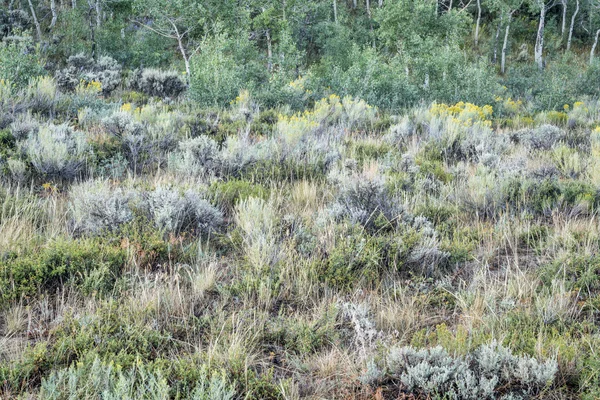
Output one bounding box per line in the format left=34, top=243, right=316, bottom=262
left=101, top=111, right=143, bottom=139
left=130, top=68, right=186, bottom=99
left=39, top=357, right=234, bottom=400
left=55, top=54, right=121, bottom=95
left=144, top=187, right=223, bottom=236
left=377, top=341, right=557, bottom=399
left=169, top=135, right=222, bottom=176
left=24, top=123, right=89, bottom=180
left=9, top=111, right=38, bottom=141
left=328, top=167, right=401, bottom=231
left=70, top=179, right=136, bottom=235
left=514, top=124, right=564, bottom=150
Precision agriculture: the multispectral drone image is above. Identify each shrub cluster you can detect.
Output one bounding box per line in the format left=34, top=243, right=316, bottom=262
left=129, top=68, right=186, bottom=99
left=55, top=54, right=122, bottom=95
left=363, top=342, right=557, bottom=399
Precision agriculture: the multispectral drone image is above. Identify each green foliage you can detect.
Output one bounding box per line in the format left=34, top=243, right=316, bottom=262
left=0, top=37, right=45, bottom=89
left=189, top=32, right=248, bottom=107
left=0, top=238, right=126, bottom=305
left=208, top=179, right=270, bottom=212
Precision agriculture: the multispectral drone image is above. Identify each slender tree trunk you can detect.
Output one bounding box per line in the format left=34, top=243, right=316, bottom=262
left=72, top=0, right=76, bottom=9
left=176, top=35, right=190, bottom=77
left=50, top=0, right=57, bottom=28
left=493, top=14, right=502, bottom=64
left=352, top=0, right=357, bottom=9
left=567, top=0, right=579, bottom=51
left=378, top=0, right=383, bottom=6
left=266, top=29, right=273, bottom=72
left=591, top=29, right=600, bottom=64
left=333, top=0, right=337, bottom=23
left=475, top=0, right=481, bottom=46
left=28, top=0, right=42, bottom=41
left=502, top=12, right=513, bottom=74
left=87, top=2, right=96, bottom=59
left=449, top=0, right=453, bottom=11
left=366, top=0, right=375, bottom=47
left=95, top=0, right=101, bottom=27
left=535, top=3, right=546, bottom=70
left=561, top=0, right=567, bottom=38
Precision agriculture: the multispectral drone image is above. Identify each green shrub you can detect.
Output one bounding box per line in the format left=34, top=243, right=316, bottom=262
left=208, top=179, right=269, bottom=212
left=0, top=37, right=45, bottom=89
left=0, top=238, right=126, bottom=305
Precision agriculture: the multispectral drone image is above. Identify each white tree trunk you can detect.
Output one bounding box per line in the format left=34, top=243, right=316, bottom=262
left=535, top=2, right=546, bottom=70
left=28, top=0, right=42, bottom=41
left=475, top=0, right=481, bottom=46
left=50, top=0, right=57, bottom=28
left=72, top=0, right=76, bottom=9
left=177, top=35, right=190, bottom=77
left=96, top=0, right=101, bottom=27
left=561, top=0, right=567, bottom=37
left=266, top=29, right=273, bottom=72
left=567, top=0, right=579, bottom=51
left=333, top=0, right=337, bottom=23
left=378, top=0, right=383, bottom=6
left=493, top=14, right=503, bottom=64
left=591, top=29, right=600, bottom=64
left=502, top=13, right=513, bottom=74
left=353, top=0, right=357, bottom=9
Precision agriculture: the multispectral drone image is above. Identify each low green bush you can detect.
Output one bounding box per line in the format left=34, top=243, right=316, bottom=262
left=0, top=238, right=126, bottom=305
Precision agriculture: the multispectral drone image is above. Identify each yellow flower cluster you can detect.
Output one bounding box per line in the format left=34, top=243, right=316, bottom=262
left=76, top=79, right=102, bottom=95
left=430, top=101, right=493, bottom=127
left=120, top=102, right=132, bottom=112
left=230, top=89, right=251, bottom=107
left=495, top=96, right=523, bottom=115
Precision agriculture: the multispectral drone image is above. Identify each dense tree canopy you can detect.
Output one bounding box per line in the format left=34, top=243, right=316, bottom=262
left=2, top=0, right=600, bottom=109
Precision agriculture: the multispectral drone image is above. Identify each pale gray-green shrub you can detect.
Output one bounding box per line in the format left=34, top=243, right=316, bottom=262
left=377, top=341, right=557, bottom=399
left=129, top=68, right=186, bottom=99
left=70, top=179, right=136, bottom=235
left=9, top=111, right=38, bottom=141
left=39, top=357, right=234, bottom=400
left=23, top=123, right=89, bottom=180
left=169, top=135, right=223, bottom=176
left=101, top=111, right=144, bottom=139
left=55, top=54, right=122, bottom=95
left=144, top=187, right=223, bottom=236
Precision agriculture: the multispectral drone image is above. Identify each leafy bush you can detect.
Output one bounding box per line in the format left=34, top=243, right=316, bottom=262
left=0, top=238, right=126, bottom=304
left=189, top=32, right=244, bottom=106
left=208, top=179, right=269, bottom=212
left=0, top=36, right=45, bottom=89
